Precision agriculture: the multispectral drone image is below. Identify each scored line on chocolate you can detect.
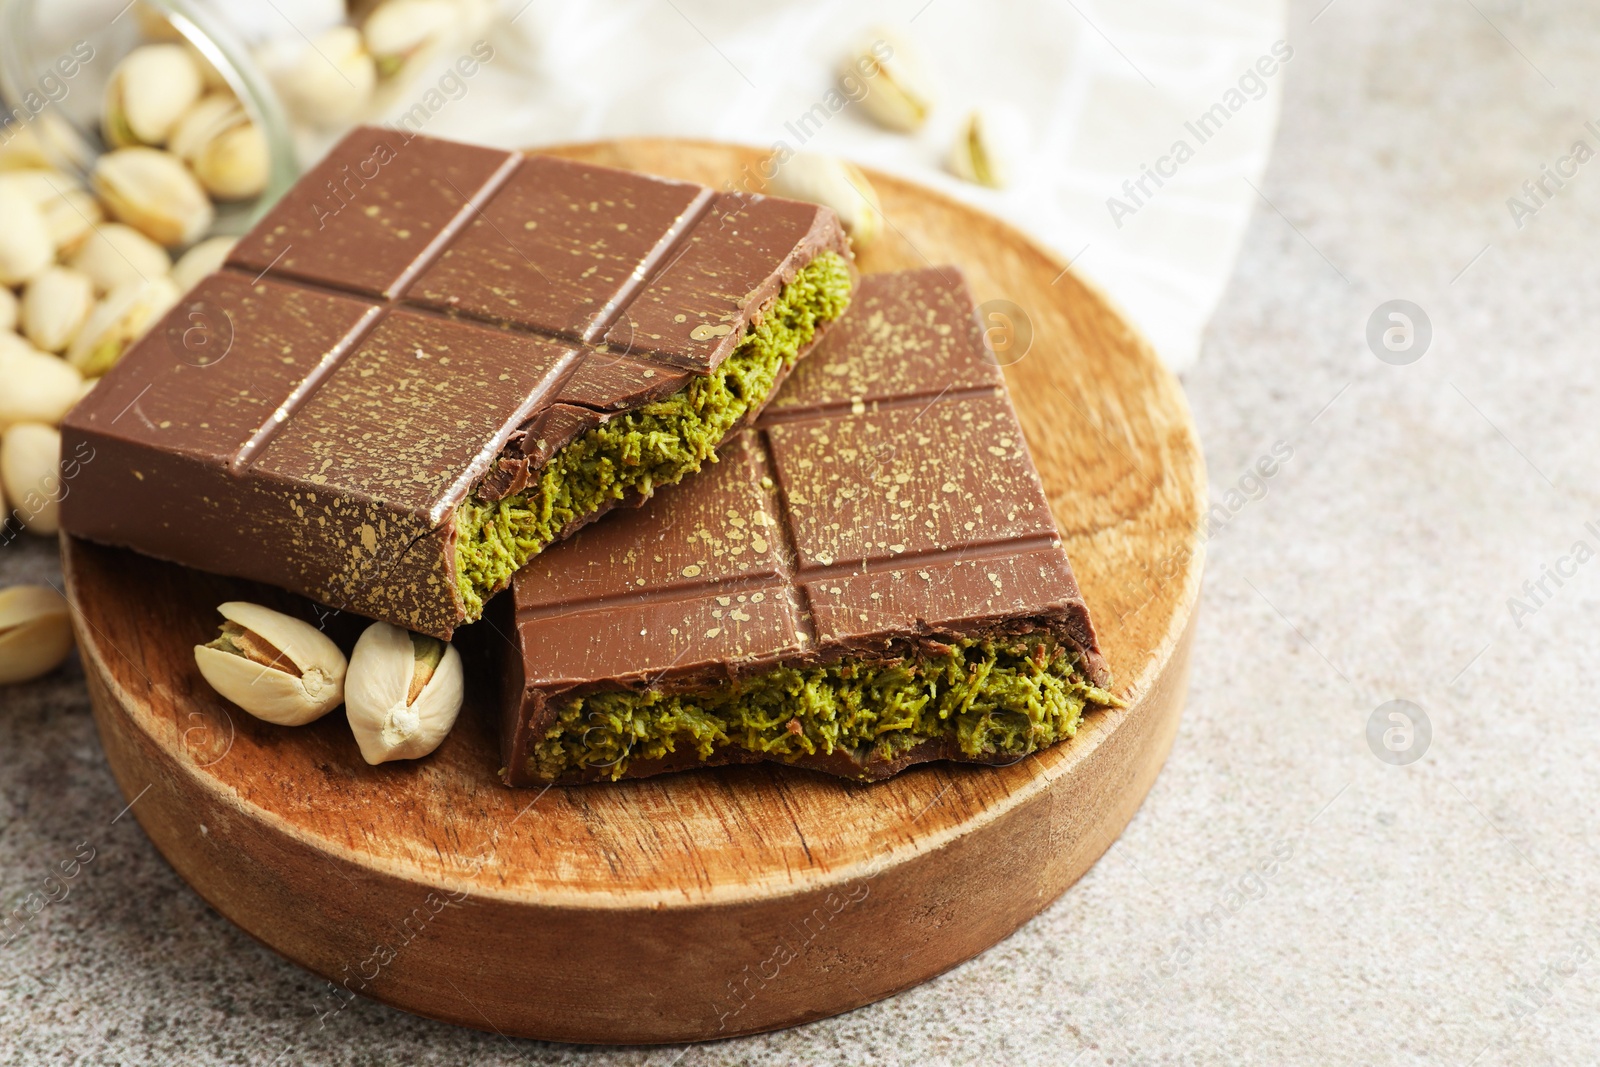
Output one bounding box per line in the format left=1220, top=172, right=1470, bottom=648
left=581, top=187, right=718, bottom=345
left=750, top=427, right=820, bottom=649
left=229, top=152, right=526, bottom=472
left=225, top=152, right=751, bottom=476
left=429, top=347, right=587, bottom=526
left=755, top=383, right=1002, bottom=427
left=511, top=531, right=1065, bottom=625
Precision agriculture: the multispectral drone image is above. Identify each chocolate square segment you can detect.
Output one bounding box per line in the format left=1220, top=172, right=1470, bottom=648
left=511, top=435, right=784, bottom=610
left=503, top=268, right=1112, bottom=786
left=61, top=128, right=853, bottom=638
left=228, top=129, right=516, bottom=298
left=406, top=156, right=713, bottom=342
left=254, top=311, right=577, bottom=517
left=67, top=272, right=377, bottom=465
left=604, top=193, right=843, bottom=371
left=766, top=266, right=1001, bottom=416
left=765, top=394, right=1057, bottom=570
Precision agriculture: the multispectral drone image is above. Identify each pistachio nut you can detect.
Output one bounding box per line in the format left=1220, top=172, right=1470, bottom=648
left=70, top=223, right=173, bottom=294
left=345, top=621, right=463, bottom=764
left=192, top=122, right=268, bottom=201
left=193, top=602, right=348, bottom=726
left=275, top=27, right=378, bottom=126
left=0, top=423, right=64, bottom=535
left=949, top=103, right=1028, bottom=189
left=169, top=95, right=270, bottom=201
left=363, top=0, right=457, bottom=77
left=66, top=277, right=180, bottom=378
left=39, top=185, right=104, bottom=257
left=21, top=267, right=95, bottom=354
left=0, top=585, right=75, bottom=686
left=103, top=44, right=204, bottom=147
left=0, top=288, right=15, bottom=334
left=0, top=341, right=82, bottom=429
left=768, top=152, right=882, bottom=249
left=0, top=167, right=79, bottom=206
left=0, top=187, right=54, bottom=286
left=843, top=30, right=934, bottom=133
left=169, top=94, right=243, bottom=163
left=172, top=236, right=237, bottom=294
left=0, top=122, right=49, bottom=171
left=93, top=147, right=214, bottom=247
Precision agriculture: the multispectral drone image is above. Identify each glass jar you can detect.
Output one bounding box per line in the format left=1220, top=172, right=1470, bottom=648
left=0, top=0, right=300, bottom=237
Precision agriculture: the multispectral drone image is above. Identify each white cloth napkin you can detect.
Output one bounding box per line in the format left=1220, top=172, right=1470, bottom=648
left=212, top=0, right=1290, bottom=373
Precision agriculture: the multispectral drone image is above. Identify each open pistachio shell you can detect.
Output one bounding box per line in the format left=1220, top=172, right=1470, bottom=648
left=66, top=276, right=180, bottom=378
left=0, top=585, right=75, bottom=686
left=363, top=0, right=456, bottom=76
left=103, top=44, right=204, bottom=147
left=842, top=29, right=935, bottom=133
left=193, top=602, right=348, bottom=726
left=92, top=147, right=214, bottom=247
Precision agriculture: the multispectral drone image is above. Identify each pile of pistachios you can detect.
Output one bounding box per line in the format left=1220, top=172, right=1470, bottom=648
left=0, top=35, right=258, bottom=542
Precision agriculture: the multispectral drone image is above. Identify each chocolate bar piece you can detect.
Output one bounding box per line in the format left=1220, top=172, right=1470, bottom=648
left=59, top=128, right=855, bottom=638
left=498, top=268, right=1116, bottom=786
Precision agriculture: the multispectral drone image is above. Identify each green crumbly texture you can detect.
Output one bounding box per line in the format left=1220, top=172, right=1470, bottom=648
left=531, top=637, right=1122, bottom=781
left=453, top=250, right=854, bottom=621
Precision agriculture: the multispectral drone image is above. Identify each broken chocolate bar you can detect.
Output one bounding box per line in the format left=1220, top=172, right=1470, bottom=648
left=58, top=128, right=855, bottom=638
left=497, top=268, right=1116, bottom=786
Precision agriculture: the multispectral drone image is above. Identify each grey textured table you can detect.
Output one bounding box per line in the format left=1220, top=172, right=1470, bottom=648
left=5, top=2, right=1597, bottom=1063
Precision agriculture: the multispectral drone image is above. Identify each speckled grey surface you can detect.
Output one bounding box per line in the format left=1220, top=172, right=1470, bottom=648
left=6, top=1, right=1600, bottom=1063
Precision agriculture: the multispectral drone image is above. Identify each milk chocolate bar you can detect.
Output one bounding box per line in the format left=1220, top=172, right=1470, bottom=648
left=58, top=128, right=855, bottom=638
left=498, top=268, right=1116, bottom=786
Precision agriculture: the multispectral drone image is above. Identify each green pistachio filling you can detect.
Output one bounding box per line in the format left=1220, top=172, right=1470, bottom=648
left=531, top=636, right=1121, bottom=781
left=453, top=250, right=853, bottom=621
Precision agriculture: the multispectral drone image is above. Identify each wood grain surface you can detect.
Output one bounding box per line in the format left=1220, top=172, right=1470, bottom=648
left=63, top=139, right=1206, bottom=1043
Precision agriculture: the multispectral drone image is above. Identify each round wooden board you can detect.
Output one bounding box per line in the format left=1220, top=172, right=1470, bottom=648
left=64, top=139, right=1206, bottom=1044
